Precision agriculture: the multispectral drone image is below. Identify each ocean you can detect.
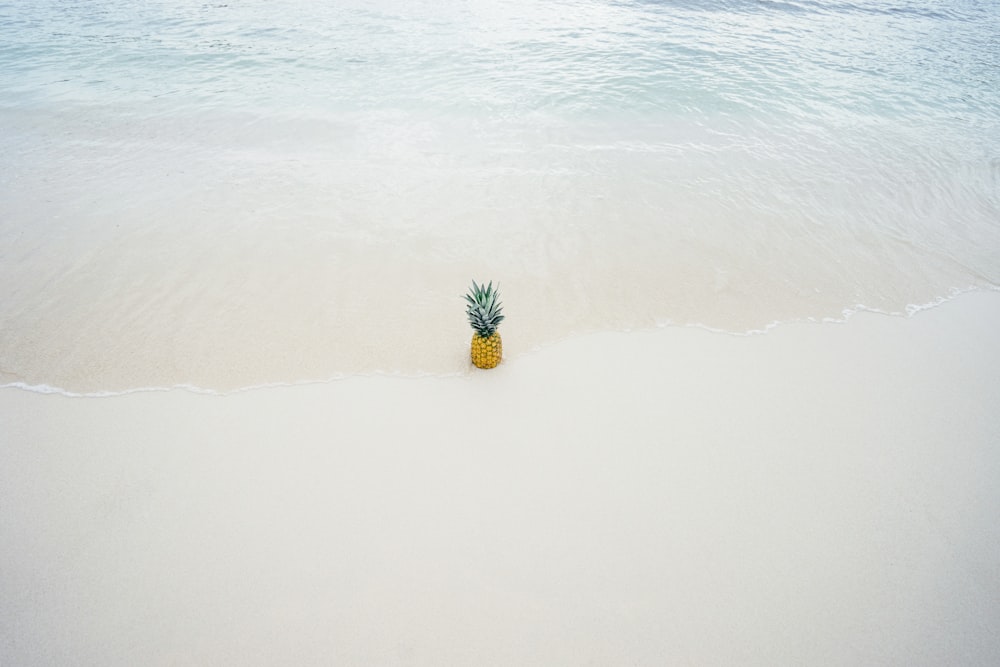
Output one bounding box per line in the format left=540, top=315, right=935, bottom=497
left=1, top=0, right=998, bottom=393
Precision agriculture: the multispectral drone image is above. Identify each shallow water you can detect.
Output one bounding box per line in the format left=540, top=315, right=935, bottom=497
left=1, top=0, right=998, bottom=393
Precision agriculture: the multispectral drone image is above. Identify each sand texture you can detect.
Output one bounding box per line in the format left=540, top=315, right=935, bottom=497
left=2, top=290, right=999, bottom=665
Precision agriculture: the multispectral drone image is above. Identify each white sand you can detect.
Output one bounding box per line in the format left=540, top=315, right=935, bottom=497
left=2, top=290, right=999, bottom=665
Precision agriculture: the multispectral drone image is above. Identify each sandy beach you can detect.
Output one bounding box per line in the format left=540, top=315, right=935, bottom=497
left=4, top=2, right=999, bottom=663
left=2, top=289, right=999, bottom=665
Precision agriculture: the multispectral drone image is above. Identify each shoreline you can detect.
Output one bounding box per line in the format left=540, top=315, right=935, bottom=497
left=3, top=285, right=996, bottom=398
left=2, top=290, right=999, bottom=664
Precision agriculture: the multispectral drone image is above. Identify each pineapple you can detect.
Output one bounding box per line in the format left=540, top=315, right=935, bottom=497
left=464, top=280, right=505, bottom=369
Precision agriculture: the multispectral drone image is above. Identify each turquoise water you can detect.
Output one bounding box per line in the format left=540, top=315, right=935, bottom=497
left=1, top=0, right=998, bottom=392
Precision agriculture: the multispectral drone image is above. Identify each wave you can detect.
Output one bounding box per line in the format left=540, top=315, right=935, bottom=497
left=3, top=287, right=994, bottom=398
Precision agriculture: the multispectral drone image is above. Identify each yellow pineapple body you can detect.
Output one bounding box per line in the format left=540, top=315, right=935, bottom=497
left=471, top=332, right=502, bottom=369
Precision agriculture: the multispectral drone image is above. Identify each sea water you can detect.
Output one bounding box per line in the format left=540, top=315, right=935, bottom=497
left=1, top=0, right=998, bottom=393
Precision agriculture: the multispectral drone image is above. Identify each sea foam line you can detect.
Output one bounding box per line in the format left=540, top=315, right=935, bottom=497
left=2, top=286, right=996, bottom=398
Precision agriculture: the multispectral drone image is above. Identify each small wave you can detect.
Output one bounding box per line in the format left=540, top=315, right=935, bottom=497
left=0, top=369, right=470, bottom=398
left=679, top=285, right=996, bottom=336
left=2, top=287, right=996, bottom=398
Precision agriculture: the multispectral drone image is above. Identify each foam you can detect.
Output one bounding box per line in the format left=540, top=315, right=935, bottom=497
left=4, top=287, right=995, bottom=397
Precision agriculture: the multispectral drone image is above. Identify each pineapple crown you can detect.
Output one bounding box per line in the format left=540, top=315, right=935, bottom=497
left=464, top=280, right=505, bottom=337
